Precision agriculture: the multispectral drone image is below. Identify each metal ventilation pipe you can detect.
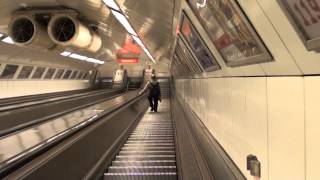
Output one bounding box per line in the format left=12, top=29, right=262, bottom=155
left=48, top=14, right=102, bottom=52
left=8, top=15, right=53, bottom=48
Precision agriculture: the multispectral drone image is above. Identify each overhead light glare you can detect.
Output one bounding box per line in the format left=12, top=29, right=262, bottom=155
left=103, top=0, right=120, bottom=11
left=69, top=53, right=88, bottom=60
left=131, top=35, right=146, bottom=49
left=60, top=51, right=72, bottom=56
left=86, top=58, right=105, bottom=64
left=2, top=37, right=14, bottom=44
left=142, top=47, right=156, bottom=63
left=111, top=10, right=137, bottom=36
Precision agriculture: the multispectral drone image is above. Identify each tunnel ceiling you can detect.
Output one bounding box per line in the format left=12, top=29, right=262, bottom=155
left=0, top=0, right=175, bottom=65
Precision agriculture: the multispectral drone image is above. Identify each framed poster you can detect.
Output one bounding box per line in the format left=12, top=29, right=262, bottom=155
left=179, top=12, right=221, bottom=72
left=175, top=35, right=203, bottom=74
left=277, top=0, right=320, bottom=51
left=187, top=0, right=272, bottom=67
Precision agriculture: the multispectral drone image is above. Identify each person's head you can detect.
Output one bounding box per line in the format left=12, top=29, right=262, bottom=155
left=151, top=74, right=157, bottom=80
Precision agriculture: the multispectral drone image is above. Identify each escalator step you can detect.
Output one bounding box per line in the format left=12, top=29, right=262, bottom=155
left=115, top=155, right=175, bottom=161
left=112, top=160, right=176, bottom=166
left=107, top=166, right=177, bottom=173
left=104, top=172, right=177, bottom=180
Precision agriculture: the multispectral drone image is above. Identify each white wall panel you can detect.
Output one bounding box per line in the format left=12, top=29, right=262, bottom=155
left=238, top=0, right=302, bottom=75
left=229, top=78, right=247, bottom=175
left=257, top=0, right=320, bottom=75
left=305, top=77, right=320, bottom=180
left=244, top=77, right=268, bottom=179
left=267, top=77, right=305, bottom=180
left=0, top=80, right=90, bottom=98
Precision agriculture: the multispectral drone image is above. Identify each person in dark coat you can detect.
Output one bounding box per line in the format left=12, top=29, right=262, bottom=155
left=139, top=74, right=161, bottom=112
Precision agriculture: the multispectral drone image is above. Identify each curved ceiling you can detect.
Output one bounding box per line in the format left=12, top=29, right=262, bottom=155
left=0, top=0, right=176, bottom=65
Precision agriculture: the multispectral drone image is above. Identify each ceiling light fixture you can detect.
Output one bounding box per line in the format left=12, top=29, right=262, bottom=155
left=131, top=35, right=156, bottom=63
left=60, top=51, right=72, bottom=56
left=111, top=10, right=137, bottom=36
left=143, top=47, right=155, bottom=63
left=102, top=0, right=120, bottom=11
left=86, top=58, right=105, bottom=64
left=131, top=35, right=146, bottom=49
left=2, top=37, right=14, bottom=44
left=105, top=3, right=156, bottom=63
left=69, top=53, right=88, bottom=61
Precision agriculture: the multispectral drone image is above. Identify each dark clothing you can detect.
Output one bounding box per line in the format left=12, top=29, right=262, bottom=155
left=148, top=96, right=159, bottom=112
left=147, top=80, right=161, bottom=112
left=148, top=80, right=161, bottom=98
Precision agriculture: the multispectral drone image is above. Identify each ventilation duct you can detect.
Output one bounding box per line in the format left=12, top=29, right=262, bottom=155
left=48, top=15, right=102, bottom=53
left=8, top=15, right=53, bottom=48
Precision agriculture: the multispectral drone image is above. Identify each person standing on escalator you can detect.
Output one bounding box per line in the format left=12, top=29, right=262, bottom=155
left=139, top=74, right=161, bottom=112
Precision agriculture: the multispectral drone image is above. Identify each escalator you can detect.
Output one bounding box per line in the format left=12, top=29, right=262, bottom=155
left=104, top=100, right=177, bottom=180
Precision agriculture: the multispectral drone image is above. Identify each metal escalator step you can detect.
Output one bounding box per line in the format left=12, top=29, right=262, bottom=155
left=119, top=151, right=175, bottom=155
left=112, top=160, right=176, bottom=166
left=131, top=132, right=173, bottom=134
left=107, top=166, right=177, bottom=173
left=128, top=137, right=174, bottom=140
left=126, top=140, right=174, bottom=144
left=130, top=135, right=173, bottom=137
left=124, top=143, right=174, bottom=147
left=115, top=155, right=175, bottom=161
left=104, top=172, right=177, bottom=180
left=121, top=147, right=175, bottom=151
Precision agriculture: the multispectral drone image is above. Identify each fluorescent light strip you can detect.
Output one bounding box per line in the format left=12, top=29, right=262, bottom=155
left=143, top=48, right=156, bottom=63
left=103, top=0, right=120, bottom=11
left=131, top=35, right=156, bottom=63
left=2, top=37, right=14, bottom=44
left=131, top=35, right=146, bottom=49
left=106, top=4, right=156, bottom=63
left=60, top=51, right=72, bottom=56
left=69, top=53, right=88, bottom=61
left=111, top=10, right=137, bottom=36
left=86, top=58, right=105, bottom=64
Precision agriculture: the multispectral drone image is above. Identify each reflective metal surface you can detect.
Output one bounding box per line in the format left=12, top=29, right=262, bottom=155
left=0, top=0, right=175, bottom=64
left=104, top=99, right=177, bottom=180
left=0, top=90, right=137, bottom=168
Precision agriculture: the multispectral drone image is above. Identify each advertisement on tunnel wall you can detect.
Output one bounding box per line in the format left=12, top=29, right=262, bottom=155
left=180, top=13, right=221, bottom=72
left=187, top=0, right=273, bottom=67
left=278, top=0, right=320, bottom=51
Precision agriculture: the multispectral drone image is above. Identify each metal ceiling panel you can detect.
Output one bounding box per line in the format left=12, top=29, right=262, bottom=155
left=0, top=0, right=175, bottom=67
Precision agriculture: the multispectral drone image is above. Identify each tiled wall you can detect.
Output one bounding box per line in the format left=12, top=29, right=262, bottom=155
left=0, top=80, right=90, bottom=98
left=175, top=76, right=320, bottom=180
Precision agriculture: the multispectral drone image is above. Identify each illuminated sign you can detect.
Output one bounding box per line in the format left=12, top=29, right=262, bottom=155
left=117, top=58, right=139, bottom=64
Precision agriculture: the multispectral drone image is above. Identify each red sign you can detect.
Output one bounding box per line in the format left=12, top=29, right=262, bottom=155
left=117, top=58, right=139, bottom=64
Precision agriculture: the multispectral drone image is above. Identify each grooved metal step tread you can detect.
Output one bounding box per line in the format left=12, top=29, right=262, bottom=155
left=112, top=160, right=176, bottom=166
left=105, top=99, right=177, bottom=179
left=104, top=172, right=177, bottom=180
left=119, top=151, right=175, bottom=155
left=115, top=155, right=175, bottom=161
left=108, top=166, right=177, bottom=173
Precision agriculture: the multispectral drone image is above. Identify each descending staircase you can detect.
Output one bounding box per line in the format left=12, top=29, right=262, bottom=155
left=104, top=107, right=177, bottom=180
left=127, top=77, right=143, bottom=91
left=158, top=77, right=170, bottom=98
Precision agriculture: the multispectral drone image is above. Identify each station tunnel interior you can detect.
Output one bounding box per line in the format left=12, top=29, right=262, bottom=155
left=0, top=0, right=320, bottom=180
